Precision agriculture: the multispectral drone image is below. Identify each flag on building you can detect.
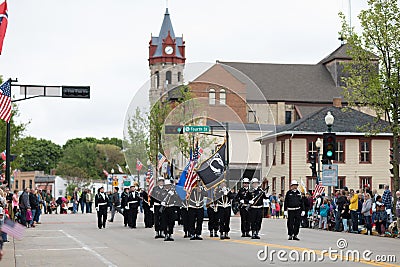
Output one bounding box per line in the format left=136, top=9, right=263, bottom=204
left=0, top=1, right=8, bottom=55
left=197, top=142, right=226, bottom=189
left=116, top=164, right=124, bottom=174
left=102, top=169, right=109, bottom=177
left=157, top=152, right=166, bottom=170
left=0, top=79, right=12, bottom=122
left=312, top=182, right=325, bottom=199
left=136, top=159, right=143, bottom=171
left=1, top=217, right=25, bottom=240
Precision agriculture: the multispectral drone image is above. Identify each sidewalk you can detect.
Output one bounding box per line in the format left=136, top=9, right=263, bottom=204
left=2, top=238, right=16, bottom=267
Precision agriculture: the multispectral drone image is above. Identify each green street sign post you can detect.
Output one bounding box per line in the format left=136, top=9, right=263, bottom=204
left=183, top=126, right=210, bottom=133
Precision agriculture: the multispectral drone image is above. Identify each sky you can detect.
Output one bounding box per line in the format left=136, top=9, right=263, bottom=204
left=0, top=0, right=368, bottom=145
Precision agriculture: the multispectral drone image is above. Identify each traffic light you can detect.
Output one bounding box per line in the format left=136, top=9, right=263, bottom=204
left=323, top=132, right=336, bottom=161
left=309, top=153, right=317, bottom=177
left=164, top=125, right=183, bottom=134
left=62, top=86, right=90, bottom=98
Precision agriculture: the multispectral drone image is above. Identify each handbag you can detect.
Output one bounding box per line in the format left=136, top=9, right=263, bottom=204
left=26, top=210, right=33, bottom=221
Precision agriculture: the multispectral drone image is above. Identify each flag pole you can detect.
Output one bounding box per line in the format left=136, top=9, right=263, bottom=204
left=6, top=78, right=17, bottom=187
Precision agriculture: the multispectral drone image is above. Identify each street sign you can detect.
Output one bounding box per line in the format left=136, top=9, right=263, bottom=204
left=322, top=164, right=338, bottom=186
left=165, top=125, right=183, bottom=134
left=112, top=180, right=119, bottom=187
left=107, top=177, right=113, bottom=185
left=62, top=86, right=90, bottom=98
left=183, top=125, right=210, bottom=133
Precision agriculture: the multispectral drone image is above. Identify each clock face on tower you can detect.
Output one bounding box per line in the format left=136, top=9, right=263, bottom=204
left=164, top=46, right=174, bottom=55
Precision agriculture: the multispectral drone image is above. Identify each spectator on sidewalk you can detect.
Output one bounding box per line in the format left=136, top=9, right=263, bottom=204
left=382, top=185, right=393, bottom=223
left=18, top=188, right=31, bottom=227
left=361, top=193, right=372, bottom=235
left=348, top=189, right=359, bottom=233
left=86, top=189, right=93, bottom=213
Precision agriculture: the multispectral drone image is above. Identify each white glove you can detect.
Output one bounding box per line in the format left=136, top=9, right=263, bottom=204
left=161, top=202, right=166, bottom=206
left=249, top=200, right=254, bottom=205
left=223, top=191, right=228, bottom=196
left=125, top=206, right=129, bottom=210
left=150, top=207, right=154, bottom=212
left=95, top=207, right=99, bottom=212
left=301, top=211, right=305, bottom=216
left=240, top=200, right=245, bottom=204
left=168, top=191, right=174, bottom=196
left=284, top=211, right=288, bottom=217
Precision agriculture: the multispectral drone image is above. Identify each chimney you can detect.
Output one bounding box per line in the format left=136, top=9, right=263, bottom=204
left=333, top=97, right=342, bottom=108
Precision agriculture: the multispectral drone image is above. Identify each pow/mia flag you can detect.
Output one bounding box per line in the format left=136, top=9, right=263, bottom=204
left=197, top=143, right=226, bottom=189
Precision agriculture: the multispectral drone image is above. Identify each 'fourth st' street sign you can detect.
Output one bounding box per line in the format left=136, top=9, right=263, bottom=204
left=183, top=126, right=210, bottom=133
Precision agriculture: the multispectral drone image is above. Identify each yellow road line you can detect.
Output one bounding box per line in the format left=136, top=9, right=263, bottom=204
left=206, top=237, right=399, bottom=267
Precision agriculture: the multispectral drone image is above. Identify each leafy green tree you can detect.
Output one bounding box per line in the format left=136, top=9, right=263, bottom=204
left=339, top=0, right=400, bottom=204
left=16, top=137, right=62, bottom=174
left=95, top=143, right=126, bottom=177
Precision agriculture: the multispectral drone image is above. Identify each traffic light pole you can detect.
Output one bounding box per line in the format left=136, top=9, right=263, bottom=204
left=4, top=80, right=90, bottom=187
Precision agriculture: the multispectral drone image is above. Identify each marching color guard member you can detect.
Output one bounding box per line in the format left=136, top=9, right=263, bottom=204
left=120, top=187, right=129, bottom=227
left=140, top=189, right=153, bottom=228
left=215, top=181, right=235, bottom=240
left=188, top=180, right=208, bottom=240
left=151, top=177, right=166, bottom=238
left=160, top=180, right=181, bottom=241
left=180, top=198, right=190, bottom=238
left=126, top=185, right=140, bottom=229
left=95, top=186, right=109, bottom=229
left=207, top=188, right=219, bottom=237
left=284, top=180, right=305, bottom=240
left=248, top=178, right=269, bottom=239
left=235, top=178, right=251, bottom=237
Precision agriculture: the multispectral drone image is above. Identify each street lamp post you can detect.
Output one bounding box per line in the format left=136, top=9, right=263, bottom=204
left=110, top=168, right=115, bottom=193
left=315, top=137, right=322, bottom=184
left=324, top=111, right=335, bottom=198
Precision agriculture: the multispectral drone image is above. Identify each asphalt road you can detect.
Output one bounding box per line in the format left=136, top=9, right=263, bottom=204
left=2, top=212, right=400, bottom=267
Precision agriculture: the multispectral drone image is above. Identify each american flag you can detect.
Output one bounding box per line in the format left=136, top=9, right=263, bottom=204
left=184, top=160, right=198, bottom=194
left=136, top=159, right=143, bottom=171
left=0, top=79, right=12, bottom=122
left=312, top=182, right=325, bottom=199
left=0, top=1, right=8, bottom=54
left=147, top=165, right=154, bottom=198
left=1, top=217, right=25, bottom=240
left=157, top=152, right=166, bottom=170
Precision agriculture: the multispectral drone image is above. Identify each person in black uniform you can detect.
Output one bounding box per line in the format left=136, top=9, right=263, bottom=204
left=207, top=188, right=219, bottom=237
left=188, top=180, right=208, bottom=240
left=160, top=179, right=181, bottom=241
left=215, top=181, right=235, bottom=240
left=151, top=177, right=166, bottom=238
left=248, top=178, right=269, bottom=239
left=140, top=189, right=153, bottom=228
left=126, top=185, right=140, bottom=228
left=120, top=187, right=129, bottom=227
left=235, top=178, right=251, bottom=237
left=95, top=186, right=109, bottom=229
left=180, top=199, right=190, bottom=238
left=284, top=180, right=305, bottom=240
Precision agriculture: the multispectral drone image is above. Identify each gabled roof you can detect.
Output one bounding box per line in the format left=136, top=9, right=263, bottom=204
left=151, top=8, right=183, bottom=58
left=318, top=44, right=353, bottom=65
left=257, top=106, right=391, bottom=141
left=219, top=61, right=343, bottom=103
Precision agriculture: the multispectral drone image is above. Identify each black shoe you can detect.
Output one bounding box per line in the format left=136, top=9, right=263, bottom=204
left=196, top=235, right=203, bottom=240
left=293, top=236, right=300, bottom=241
left=220, top=234, right=225, bottom=240
left=124, top=224, right=127, bottom=227
left=190, top=235, right=196, bottom=240
left=224, top=233, right=230, bottom=239
left=241, top=233, right=245, bottom=237
left=184, top=233, right=188, bottom=238
left=288, top=236, right=293, bottom=240
left=214, top=230, right=219, bottom=237
left=251, top=232, right=256, bottom=239
left=245, top=232, right=251, bottom=237
left=108, top=219, right=113, bottom=222
left=155, top=232, right=162, bottom=239
left=210, top=231, right=213, bottom=237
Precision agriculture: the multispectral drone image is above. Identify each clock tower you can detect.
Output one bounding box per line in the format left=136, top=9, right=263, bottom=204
left=149, top=8, right=186, bottom=104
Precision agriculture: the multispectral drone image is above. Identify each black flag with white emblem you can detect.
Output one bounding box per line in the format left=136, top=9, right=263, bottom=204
left=197, top=143, right=226, bottom=188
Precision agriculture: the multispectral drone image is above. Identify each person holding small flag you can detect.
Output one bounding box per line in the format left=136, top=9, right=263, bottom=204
left=284, top=180, right=305, bottom=240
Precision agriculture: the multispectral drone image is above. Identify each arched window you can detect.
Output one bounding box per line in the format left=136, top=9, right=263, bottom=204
left=209, top=89, right=216, bottom=105
left=220, top=89, right=226, bottom=105
left=155, top=71, right=160, bottom=88
left=177, top=72, right=181, bottom=82
left=166, top=71, right=172, bottom=84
